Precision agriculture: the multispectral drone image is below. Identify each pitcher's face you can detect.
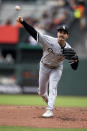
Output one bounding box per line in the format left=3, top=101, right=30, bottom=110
left=57, top=30, right=69, bottom=43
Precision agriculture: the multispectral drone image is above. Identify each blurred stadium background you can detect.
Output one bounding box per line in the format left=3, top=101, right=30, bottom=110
left=0, top=0, right=87, bottom=96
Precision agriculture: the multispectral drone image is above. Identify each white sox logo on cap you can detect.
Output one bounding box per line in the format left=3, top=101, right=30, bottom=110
left=57, top=25, right=69, bottom=34
left=63, top=25, right=65, bottom=30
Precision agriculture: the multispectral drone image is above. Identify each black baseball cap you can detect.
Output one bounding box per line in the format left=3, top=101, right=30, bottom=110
left=57, top=25, right=69, bottom=34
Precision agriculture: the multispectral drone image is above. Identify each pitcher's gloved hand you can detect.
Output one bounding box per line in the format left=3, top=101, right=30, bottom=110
left=62, top=48, right=79, bottom=70
left=62, top=48, right=76, bottom=60
left=69, top=54, right=79, bottom=71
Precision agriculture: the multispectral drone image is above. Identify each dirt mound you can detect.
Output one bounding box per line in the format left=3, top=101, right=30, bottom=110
left=0, top=105, right=87, bottom=128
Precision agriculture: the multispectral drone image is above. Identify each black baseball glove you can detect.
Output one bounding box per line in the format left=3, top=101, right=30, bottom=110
left=62, top=48, right=76, bottom=60
left=62, top=48, right=79, bottom=70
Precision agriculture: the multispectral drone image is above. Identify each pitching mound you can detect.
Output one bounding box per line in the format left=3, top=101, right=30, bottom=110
left=0, top=106, right=87, bottom=128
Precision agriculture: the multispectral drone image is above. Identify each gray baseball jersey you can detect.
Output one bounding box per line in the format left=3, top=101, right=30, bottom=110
left=37, top=33, right=71, bottom=68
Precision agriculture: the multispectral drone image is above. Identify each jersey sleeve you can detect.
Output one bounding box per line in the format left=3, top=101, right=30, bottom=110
left=21, top=21, right=51, bottom=47
left=37, top=33, right=47, bottom=45
left=21, top=21, right=37, bottom=41
left=37, top=33, right=54, bottom=47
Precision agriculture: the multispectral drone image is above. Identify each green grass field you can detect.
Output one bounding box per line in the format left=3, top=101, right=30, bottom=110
left=0, top=126, right=87, bottom=131
left=0, top=94, right=87, bottom=131
left=0, top=94, right=87, bottom=107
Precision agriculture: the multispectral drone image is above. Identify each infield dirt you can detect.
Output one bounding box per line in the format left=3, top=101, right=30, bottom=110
left=0, top=106, right=87, bottom=128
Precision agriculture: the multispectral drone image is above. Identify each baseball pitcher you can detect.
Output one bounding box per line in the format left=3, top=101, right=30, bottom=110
left=17, top=16, right=79, bottom=118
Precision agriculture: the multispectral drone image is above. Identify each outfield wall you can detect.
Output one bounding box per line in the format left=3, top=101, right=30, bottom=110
left=58, top=59, right=87, bottom=96
left=16, top=58, right=87, bottom=96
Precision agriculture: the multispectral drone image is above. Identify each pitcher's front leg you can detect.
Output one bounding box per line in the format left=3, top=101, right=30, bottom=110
left=47, top=69, right=62, bottom=110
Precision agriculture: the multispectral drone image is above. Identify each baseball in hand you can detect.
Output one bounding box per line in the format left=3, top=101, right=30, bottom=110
left=15, top=5, right=21, bottom=11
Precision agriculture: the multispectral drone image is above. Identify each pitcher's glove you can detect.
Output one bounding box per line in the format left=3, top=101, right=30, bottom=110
left=62, top=48, right=79, bottom=70
left=62, top=48, right=76, bottom=60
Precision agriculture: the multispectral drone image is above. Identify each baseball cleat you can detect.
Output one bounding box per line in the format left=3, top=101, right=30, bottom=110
left=42, top=110, right=53, bottom=118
